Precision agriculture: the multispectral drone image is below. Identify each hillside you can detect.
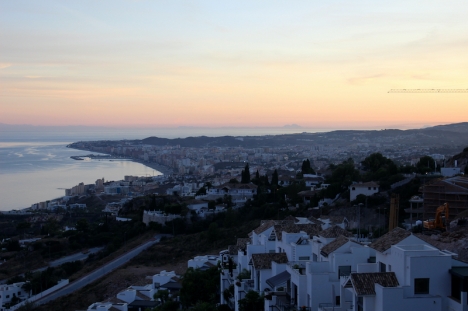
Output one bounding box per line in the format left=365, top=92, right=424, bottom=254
left=139, top=122, right=468, bottom=149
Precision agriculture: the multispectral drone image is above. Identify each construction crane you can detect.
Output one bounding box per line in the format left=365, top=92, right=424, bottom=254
left=388, top=89, right=468, bottom=93
left=423, top=203, right=449, bottom=230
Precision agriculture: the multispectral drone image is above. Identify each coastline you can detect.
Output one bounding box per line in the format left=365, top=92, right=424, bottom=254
left=132, top=159, right=174, bottom=176
left=67, top=145, right=173, bottom=176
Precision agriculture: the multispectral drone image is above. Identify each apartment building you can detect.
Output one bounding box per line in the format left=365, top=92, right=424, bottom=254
left=219, top=219, right=468, bottom=311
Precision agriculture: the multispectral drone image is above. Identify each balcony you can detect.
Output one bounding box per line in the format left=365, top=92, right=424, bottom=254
left=288, top=262, right=306, bottom=275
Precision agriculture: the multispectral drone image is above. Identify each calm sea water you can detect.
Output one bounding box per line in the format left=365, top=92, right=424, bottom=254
left=0, top=127, right=333, bottom=211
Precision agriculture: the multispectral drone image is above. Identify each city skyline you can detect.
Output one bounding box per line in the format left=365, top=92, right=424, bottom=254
left=1, top=1, right=467, bottom=128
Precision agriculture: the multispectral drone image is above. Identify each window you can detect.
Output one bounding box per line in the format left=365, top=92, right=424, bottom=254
left=335, top=295, right=340, bottom=306
left=298, top=256, right=310, bottom=260
left=338, top=265, right=351, bottom=277
left=379, top=262, right=386, bottom=272
left=313, top=254, right=318, bottom=262
left=368, top=187, right=371, bottom=190
left=451, top=275, right=461, bottom=301
left=352, top=187, right=355, bottom=190
left=357, top=296, right=363, bottom=311
left=414, top=278, right=430, bottom=294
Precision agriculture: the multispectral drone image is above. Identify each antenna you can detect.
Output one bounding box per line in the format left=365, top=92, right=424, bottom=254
left=388, top=89, right=468, bottom=93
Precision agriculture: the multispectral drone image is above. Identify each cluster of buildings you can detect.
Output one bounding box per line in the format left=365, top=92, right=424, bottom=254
left=217, top=217, right=468, bottom=311
left=86, top=270, right=182, bottom=311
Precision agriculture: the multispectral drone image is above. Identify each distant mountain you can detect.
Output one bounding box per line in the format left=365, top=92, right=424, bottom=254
left=282, top=124, right=302, bottom=129
left=423, top=122, right=468, bottom=133
left=139, top=122, right=468, bottom=149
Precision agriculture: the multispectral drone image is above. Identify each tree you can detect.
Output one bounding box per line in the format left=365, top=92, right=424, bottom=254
left=16, top=222, right=31, bottom=230
left=192, top=302, right=217, bottom=311
left=238, top=290, right=264, bottom=311
left=76, top=219, right=89, bottom=232
left=301, top=159, right=316, bottom=174
left=271, top=169, right=278, bottom=186
left=7, top=239, right=21, bottom=252
left=241, top=164, right=251, bottom=183
left=208, top=222, right=219, bottom=243
left=180, top=267, right=220, bottom=308
left=361, top=153, right=399, bottom=187
left=465, top=165, right=468, bottom=175
left=196, top=186, right=207, bottom=196
left=416, top=155, right=437, bottom=174
left=154, top=289, right=170, bottom=304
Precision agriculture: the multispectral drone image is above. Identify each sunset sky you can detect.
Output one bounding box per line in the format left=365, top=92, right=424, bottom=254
left=1, top=1, right=467, bottom=129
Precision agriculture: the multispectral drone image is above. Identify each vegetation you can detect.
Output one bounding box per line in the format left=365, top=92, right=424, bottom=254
left=238, top=290, right=264, bottom=311
left=301, top=159, right=316, bottom=174
left=241, top=163, right=251, bottom=184
left=179, top=267, right=220, bottom=309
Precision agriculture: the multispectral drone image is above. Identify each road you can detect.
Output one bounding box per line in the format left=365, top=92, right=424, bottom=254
left=0, top=247, right=104, bottom=285
left=34, top=234, right=168, bottom=305
left=48, top=247, right=103, bottom=267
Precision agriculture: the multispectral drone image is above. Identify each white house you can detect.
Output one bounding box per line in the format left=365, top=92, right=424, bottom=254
left=207, top=183, right=258, bottom=197
left=0, top=282, right=30, bottom=311
left=188, top=255, right=219, bottom=270
left=441, top=167, right=461, bottom=177
left=87, top=301, right=128, bottom=311
left=328, top=228, right=468, bottom=311
left=349, top=182, right=379, bottom=201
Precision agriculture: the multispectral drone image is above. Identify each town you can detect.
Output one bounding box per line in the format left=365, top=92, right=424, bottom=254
left=1, top=126, right=468, bottom=311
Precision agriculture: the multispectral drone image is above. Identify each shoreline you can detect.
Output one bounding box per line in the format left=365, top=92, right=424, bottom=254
left=132, top=159, right=174, bottom=176
left=67, top=145, right=174, bottom=176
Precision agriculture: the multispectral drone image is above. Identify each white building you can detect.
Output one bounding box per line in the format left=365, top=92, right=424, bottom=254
left=349, top=182, right=379, bottom=201
left=441, top=167, right=461, bottom=177
left=218, top=215, right=468, bottom=311
left=0, top=282, right=30, bottom=310
left=188, top=255, right=219, bottom=270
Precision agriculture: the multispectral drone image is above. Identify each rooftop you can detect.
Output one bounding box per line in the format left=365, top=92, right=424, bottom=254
left=369, top=227, right=411, bottom=253
left=319, top=225, right=353, bottom=239
left=320, top=235, right=361, bottom=257
left=251, top=253, right=288, bottom=270
left=350, top=272, right=399, bottom=295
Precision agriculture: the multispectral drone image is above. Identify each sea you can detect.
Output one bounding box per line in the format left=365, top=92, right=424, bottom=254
left=0, top=126, right=332, bottom=211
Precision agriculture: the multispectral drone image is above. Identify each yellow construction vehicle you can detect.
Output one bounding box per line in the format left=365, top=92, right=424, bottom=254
left=423, top=203, right=449, bottom=230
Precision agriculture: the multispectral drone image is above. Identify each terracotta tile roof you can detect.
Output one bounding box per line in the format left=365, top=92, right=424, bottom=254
left=228, top=245, right=238, bottom=255
left=308, top=216, right=325, bottom=225
left=320, top=235, right=360, bottom=257
left=253, top=219, right=295, bottom=234
left=324, top=216, right=347, bottom=224
left=228, top=238, right=251, bottom=254
left=273, top=223, right=322, bottom=240
left=237, top=238, right=250, bottom=250
left=350, top=181, right=379, bottom=188
left=251, top=253, right=288, bottom=270
left=350, top=272, right=399, bottom=295
left=284, top=215, right=299, bottom=222
left=319, top=225, right=353, bottom=238
left=135, top=291, right=151, bottom=300
left=369, top=227, right=411, bottom=253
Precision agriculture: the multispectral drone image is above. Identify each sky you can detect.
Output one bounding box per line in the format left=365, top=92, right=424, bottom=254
left=1, top=1, right=467, bottom=129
